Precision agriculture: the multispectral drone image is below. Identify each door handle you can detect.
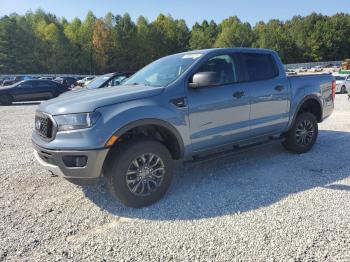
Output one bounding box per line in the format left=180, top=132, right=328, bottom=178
left=233, top=91, right=245, bottom=99
left=274, top=85, right=284, bottom=92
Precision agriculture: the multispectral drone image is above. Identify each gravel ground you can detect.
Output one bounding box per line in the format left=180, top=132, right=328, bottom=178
left=1, top=95, right=350, bottom=261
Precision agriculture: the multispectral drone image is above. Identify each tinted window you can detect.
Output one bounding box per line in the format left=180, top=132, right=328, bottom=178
left=110, top=75, right=127, bottom=86
left=335, top=76, right=346, bottom=80
left=196, top=54, right=238, bottom=85
left=239, top=53, right=279, bottom=81
left=37, top=81, right=52, bottom=88
left=18, top=81, right=35, bottom=88
left=48, top=81, right=59, bottom=87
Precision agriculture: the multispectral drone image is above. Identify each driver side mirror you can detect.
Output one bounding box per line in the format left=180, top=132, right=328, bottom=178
left=188, top=72, right=219, bottom=89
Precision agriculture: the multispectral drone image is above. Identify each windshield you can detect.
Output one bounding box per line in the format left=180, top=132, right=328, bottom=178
left=335, top=76, right=346, bottom=80
left=86, top=75, right=110, bottom=89
left=123, top=53, right=203, bottom=87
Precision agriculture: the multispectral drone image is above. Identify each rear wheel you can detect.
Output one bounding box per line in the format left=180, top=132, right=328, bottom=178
left=0, top=94, right=13, bottom=105
left=106, top=139, right=173, bottom=208
left=341, top=86, right=346, bottom=94
left=282, top=112, right=318, bottom=154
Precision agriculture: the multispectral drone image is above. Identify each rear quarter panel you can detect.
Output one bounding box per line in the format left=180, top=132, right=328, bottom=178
left=287, top=74, right=334, bottom=129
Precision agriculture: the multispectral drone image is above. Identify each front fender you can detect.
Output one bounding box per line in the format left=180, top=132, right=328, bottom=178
left=97, top=98, right=192, bottom=158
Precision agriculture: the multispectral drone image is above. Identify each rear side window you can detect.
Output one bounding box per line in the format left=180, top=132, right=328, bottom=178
left=239, top=53, right=279, bottom=81
left=37, top=81, right=52, bottom=88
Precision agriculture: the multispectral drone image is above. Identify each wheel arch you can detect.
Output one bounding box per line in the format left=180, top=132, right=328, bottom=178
left=107, top=118, right=185, bottom=161
left=291, top=95, right=323, bottom=126
left=0, top=93, right=14, bottom=104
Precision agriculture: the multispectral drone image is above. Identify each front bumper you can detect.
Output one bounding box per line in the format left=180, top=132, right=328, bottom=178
left=33, top=142, right=109, bottom=179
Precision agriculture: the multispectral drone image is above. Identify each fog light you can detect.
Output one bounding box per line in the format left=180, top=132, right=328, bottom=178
left=62, top=156, right=87, bottom=167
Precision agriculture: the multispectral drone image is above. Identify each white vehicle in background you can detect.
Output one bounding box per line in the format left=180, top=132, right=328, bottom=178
left=311, top=66, right=323, bottom=72
left=333, top=74, right=350, bottom=94
left=285, top=69, right=297, bottom=75
left=332, top=66, right=340, bottom=72
left=295, top=67, right=307, bottom=73
left=77, top=76, right=95, bottom=87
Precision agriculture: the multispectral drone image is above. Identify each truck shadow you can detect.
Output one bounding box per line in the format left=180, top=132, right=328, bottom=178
left=82, top=129, right=350, bottom=220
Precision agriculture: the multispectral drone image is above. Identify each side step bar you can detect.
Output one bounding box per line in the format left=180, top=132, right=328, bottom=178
left=184, top=136, right=285, bottom=165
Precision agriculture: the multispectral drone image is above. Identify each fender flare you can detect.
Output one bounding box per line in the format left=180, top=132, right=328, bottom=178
left=112, top=118, right=185, bottom=158
left=289, top=94, right=323, bottom=128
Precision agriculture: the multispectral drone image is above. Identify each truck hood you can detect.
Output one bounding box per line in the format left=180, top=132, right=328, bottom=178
left=39, top=85, right=164, bottom=115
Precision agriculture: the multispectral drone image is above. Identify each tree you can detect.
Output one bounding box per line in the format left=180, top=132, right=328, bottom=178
left=92, top=19, right=112, bottom=73
left=1, top=11, right=350, bottom=74
left=189, top=20, right=218, bottom=49
left=253, top=19, right=300, bottom=63
left=215, top=16, right=253, bottom=48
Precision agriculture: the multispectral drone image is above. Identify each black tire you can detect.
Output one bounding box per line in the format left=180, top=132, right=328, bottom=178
left=0, top=94, right=13, bottom=105
left=341, top=86, right=346, bottom=94
left=106, top=139, right=173, bottom=208
left=282, top=112, right=318, bottom=154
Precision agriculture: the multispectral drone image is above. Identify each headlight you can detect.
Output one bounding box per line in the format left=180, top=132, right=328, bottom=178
left=54, top=112, right=101, bottom=132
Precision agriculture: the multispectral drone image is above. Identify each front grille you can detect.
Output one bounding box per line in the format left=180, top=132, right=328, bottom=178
left=35, top=113, right=53, bottom=139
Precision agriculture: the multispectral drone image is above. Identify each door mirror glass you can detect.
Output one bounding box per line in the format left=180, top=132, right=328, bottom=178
left=188, top=72, right=219, bottom=89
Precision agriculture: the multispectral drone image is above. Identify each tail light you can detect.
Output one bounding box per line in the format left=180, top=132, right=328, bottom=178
left=332, top=80, right=336, bottom=101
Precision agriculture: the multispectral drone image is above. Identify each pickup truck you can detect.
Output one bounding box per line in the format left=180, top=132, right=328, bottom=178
left=334, top=74, right=350, bottom=94
left=32, top=48, right=335, bottom=208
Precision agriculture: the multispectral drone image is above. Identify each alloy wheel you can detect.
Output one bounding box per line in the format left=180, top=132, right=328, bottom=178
left=126, top=153, right=165, bottom=196
left=295, top=119, right=314, bottom=146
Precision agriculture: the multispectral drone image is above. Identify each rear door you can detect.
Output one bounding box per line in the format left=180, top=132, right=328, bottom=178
left=237, top=52, right=290, bottom=136
left=36, top=81, right=55, bottom=99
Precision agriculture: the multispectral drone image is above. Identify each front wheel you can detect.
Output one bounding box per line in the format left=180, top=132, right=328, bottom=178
left=0, top=94, right=13, bottom=105
left=106, top=139, right=173, bottom=208
left=282, top=112, right=318, bottom=154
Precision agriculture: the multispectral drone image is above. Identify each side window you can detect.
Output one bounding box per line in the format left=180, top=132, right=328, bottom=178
left=18, top=81, right=33, bottom=88
left=239, top=53, right=279, bottom=82
left=37, top=81, right=51, bottom=88
left=112, top=76, right=127, bottom=86
left=48, top=81, right=58, bottom=88
left=196, top=54, right=238, bottom=85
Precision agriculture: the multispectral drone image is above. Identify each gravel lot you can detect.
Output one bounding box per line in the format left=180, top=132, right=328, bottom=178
left=1, top=95, right=350, bottom=261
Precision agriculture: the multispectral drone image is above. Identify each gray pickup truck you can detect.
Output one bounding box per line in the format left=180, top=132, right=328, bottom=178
left=32, top=48, right=335, bottom=207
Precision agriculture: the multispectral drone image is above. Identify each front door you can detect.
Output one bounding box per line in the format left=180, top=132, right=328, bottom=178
left=12, top=81, right=37, bottom=101
left=187, top=54, right=251, bottom=152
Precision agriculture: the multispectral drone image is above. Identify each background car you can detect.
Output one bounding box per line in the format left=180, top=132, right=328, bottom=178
left=334, top=74, right=350, bottom=94
left=39, top=76, right=54, bottom=80
left=53, top=77, right=77, bottom=89
left=0, top=79, right=68, bottom=105
left=295, top=67, right=307, bottom=73
left=73, top=72, right=135, bottom=90
left=2, top=75, right=33, bottom=86
left=311, top=66, right=323, bottom=72
left=0, top=76, right=11, bottom=86
left=77, top=76, right=95, bottom=87
left=285, top=69, right=297, bottom=76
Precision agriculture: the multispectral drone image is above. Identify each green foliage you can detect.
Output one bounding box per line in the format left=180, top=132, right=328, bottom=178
left=215, top=16, right=253, bottom=48
left=0, top=10, right=349, bottom=74
left=189, top=20, right=218, bottom=49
